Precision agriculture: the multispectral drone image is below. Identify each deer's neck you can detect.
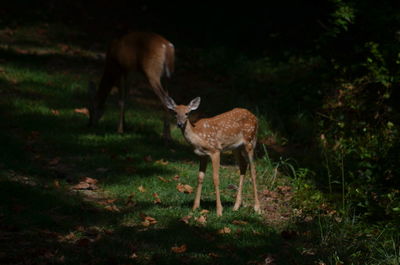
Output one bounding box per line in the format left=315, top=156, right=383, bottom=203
left=182, top=120, right=202, bottom=147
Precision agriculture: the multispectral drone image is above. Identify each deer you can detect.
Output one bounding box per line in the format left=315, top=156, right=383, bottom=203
left=88, top=31, right=175, bottom=139
left=164, top=96, right=261, bottom=216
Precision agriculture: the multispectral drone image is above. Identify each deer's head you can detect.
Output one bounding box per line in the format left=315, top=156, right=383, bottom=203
left=165, top=96, right=201, bottom=129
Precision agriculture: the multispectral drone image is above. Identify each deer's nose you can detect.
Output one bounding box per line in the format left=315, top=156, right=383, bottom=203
left=177, top=121, right=185, bottom=129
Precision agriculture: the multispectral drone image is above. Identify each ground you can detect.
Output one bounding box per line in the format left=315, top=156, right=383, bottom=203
left=0, top=23, right=329, bottom=265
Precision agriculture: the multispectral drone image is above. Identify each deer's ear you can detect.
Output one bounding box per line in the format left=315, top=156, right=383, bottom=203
left=188, top=97, right=201, bottom=111
left=164, top=96, right=177, bottom=111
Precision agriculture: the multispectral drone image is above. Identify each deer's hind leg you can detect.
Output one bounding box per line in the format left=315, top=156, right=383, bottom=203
left=117, top=74, right=128, bottom=133
left=210, top=151, right=223, bottom=216
left=233, top=147, right=248, bottom=211
left=243, top=143, right=260, bottom=213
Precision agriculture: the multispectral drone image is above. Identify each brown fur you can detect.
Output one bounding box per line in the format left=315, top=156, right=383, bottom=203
left=90, top=32, right=175, bottom=136
left=165, top=97, right=260, bottom=216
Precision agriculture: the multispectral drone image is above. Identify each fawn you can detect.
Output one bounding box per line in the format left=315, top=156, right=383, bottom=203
left=164, top=96, right=260, bottom=216
left=89, top=32, right=175, bottom=139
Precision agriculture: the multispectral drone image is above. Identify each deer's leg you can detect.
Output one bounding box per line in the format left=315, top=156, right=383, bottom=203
left=117, top=74, right=127, bottom=134
left=244, top=144, right=260, bottom=213
left=193, top=156, right=208, bottom=211
left=233, top=148, right=247, bottom=211
left=210, top=152, right=223, bottom=216
left=162, top=105, right=171, bottom=142
left=148, top=75, right=171, bottom=141
left=90, top=64, right=118, bottom=127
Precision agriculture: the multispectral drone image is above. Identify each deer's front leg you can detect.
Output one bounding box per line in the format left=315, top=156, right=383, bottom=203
left=193, top=156, right=207, bottom=211
left=117, top=75, right=127, bottom=134
left=162, top=106, right=172, bottom=142
left=210, top=152, right=223, bottom=216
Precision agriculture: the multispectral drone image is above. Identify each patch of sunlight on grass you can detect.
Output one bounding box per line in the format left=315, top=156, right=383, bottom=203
left=12, top=97, right=51, bottom=115
left=2, top=65, right=50, bottom=83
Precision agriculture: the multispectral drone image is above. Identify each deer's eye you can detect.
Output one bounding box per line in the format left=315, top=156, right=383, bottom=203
left=185, top=112, right=189, bottom=116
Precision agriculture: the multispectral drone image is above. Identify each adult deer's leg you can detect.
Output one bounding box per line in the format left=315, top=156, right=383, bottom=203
left=193, top=156, right=208, bottom=211
left=117, top=74, right=127, bottom=133
left=210, top=151, right=223, bottom=216
left=245, top=144, right=260, bottom=213
left=147, top=73, right=171, bottom=141
left=162, top=106, right=171, bottom=141
left=89, top=61, right=118, bottom=127
left=233, top=148, right=248, bottom=211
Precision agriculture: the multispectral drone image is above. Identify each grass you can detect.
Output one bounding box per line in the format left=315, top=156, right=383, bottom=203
left=0, top=24, right=302, bottom=265
left=2, top=22, right=398, bottom=265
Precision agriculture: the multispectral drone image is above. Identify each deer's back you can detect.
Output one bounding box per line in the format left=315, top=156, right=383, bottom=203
left=107, top=32, right=172, bottom=72
left=192, top=108, right=258, bottom=152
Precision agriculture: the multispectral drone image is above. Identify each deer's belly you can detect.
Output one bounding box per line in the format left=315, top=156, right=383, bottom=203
left=223, top=142, right=243, bottom=151
left=194, top=148, right=208, bottom=156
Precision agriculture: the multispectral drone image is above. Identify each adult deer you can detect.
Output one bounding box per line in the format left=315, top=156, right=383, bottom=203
left=164, top=96, right=260, bottom=216
left=88, top=32, right=175, bottom=139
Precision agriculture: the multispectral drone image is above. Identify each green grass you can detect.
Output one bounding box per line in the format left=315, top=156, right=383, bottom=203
left=3, top=23, right=398, bottom=265
left=0, top=24, right=302, bottom=265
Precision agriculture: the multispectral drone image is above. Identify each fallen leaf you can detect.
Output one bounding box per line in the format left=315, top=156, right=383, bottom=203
left=144, top=216, right=157, bottom=223
left=277, top=185, right=292, bottom=193
left=264, top=254, right=276, bottom=265
left=138, top=185, right=146, bottom=193
left=227, top=184, right=238, bottom=190
left=158, top=176, right=171, bottom=183
left=74, top=108, right=89, bottom=116
left=335, top=216, right=342, bottom=223
left=130, top=252, right=138, bottom=259
left=71, top=182, right=91, bottom=190
left=152, top=193, right=161, bottom=204
left=58, top=44, right=71, bottom=53
left=104, top=205, right=120, bottom=212
left=75, top=226, right=85, bottom=232
left=172, top=175, right=180, bottom=181
left=141, top=221, right=151, bottom=227
left=48, top=157, right=61, bottom=166
left=58, top=232, right=76, bottom=242
left=195, top=215, right=206, bottom=225
left=217, top=227, right=231, bottom=234
left=171, top=244, right=187, bottom=253
left=208, top=252, right=220, bottom=258
left=15, top=48, right=29, bottom=54
left=155, top=159, right=169, bottom=165
left=51, top=109, right=60, bottom=115
left=176, top=183, right=193, bottom=194
left=304, top=216, right=313, bottom=222
left=53, top=180, right=60, bottom=188
left=141, top=215, right=157, bottom=226
left=232, top=220, right=248, bottom=225
left=200, top=209, right=209, bottom=215
left=84, top=177, right=98, bottom=185
left=180, top=215, right=192, bottom=224
left=98, top=199, right=117, bottom=205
